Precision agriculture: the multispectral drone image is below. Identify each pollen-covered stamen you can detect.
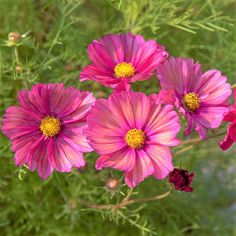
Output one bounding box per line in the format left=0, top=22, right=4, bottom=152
left=114, top=62, right=135, bottom=78
left=183, top=92, right=200, bottom=111
left=125, top=129, right=145, bottom=149
left=40, top=116, right=61, bottom=137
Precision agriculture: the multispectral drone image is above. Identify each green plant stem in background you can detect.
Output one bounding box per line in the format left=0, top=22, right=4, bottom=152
left=12, top=45, right=28, bottom=89
left=80, top=190, right=171, bottom=211
left=13, top=47, right=20, bottom=65
left=231, top=83, right=236, bottom=89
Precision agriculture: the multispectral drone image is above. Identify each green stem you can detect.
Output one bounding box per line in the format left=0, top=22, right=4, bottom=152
left=117, top=211, right=157, bottom=235
left=231, top=83, right=236, bottom=89
left=79, top=190, right=171, bottom=210
left=14, top=46, right=21, bottom=65
left=122, top=188, right=133, bottom=202
left=13, top=46, right=28, bottom=89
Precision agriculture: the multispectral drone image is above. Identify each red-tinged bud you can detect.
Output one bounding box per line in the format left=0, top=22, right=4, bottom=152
left=169, top=168, right=194, bottom=192
left=105, top=177, right=119, bottom=190
left=15, top=65, right=23, bottom=72
left=8, top=32, right=21, bottom=43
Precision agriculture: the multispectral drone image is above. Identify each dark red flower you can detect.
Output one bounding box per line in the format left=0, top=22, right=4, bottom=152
left=168, top=168, right=194, bottom=192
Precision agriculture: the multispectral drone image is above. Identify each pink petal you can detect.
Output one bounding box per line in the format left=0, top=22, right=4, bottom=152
left=50, top=85, right=95, bottom=118
left=86, top=99, right=127, bottom=154
left=27, top=139, right=54, bottom=179
left=100, top=34, right=125, bottom=63
left=2, top=106, right=41, bottom=140
left=108, top=91, right=151, bottom=129
left=155, top=90, right=176, bottom=105
left=119, top=33, right=145, bottom=61
left=184, top=115, right=195, bottom=136
left=223, top=110, right=236, bottom=122
left=51, top=136, right=86, bottom=172
left=87, top=41, right=115, bottom=69
left=124, top=149, right=154, bottom=188
left=95, top=147, right=136, bottom=172
left=62, top=91, right=95, bottom=123
left=144, top=104, right=180, bottom=146
left=227, top=120, right=236, bottom=142
left=219, top=130, right=234, bottom=151
left=114, top=80, right=131, bottom=93
left=132, top=40, right=168, bottom=76
left=157, top=57, right=202, bottom=95
left=60, top=126, right=93, bottom=152
left=194, top=120, right=208, bottom=139
left=219, top=96, right=236, bottom=150
left=145, top=144, right=173, bottom=179
left=80, top=64, right=115, bottom=86
left=196, top=70, right=232, bottom=104
left=196, top=106, right=229, bottom=129
left=233, top=89, right=236, bottom=100
left=18, top=86, right=50, bottom=115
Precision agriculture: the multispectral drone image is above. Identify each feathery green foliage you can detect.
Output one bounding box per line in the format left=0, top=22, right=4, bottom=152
left=0, top=0, right=236, bottom=235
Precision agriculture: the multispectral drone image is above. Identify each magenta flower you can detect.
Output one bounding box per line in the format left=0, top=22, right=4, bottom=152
left=1, top=84, right=95, bottom=179
left=168, top=168, right=194, bottom=192
left=157, top=57, right=231, bottom=139
left=85, top=91, right=180, bottom=188
left=80, top=33, right=168, bottom=92
left=220, top=90, right=236, bottom=150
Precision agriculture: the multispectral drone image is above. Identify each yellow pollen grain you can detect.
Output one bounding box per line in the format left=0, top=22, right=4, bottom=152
left=114, top=62, right=135, bottom=78
left=40, top=116, right=61, bottom=138
left=183, top=92, right=200, bottom=111
left=125, top=129, right=145, bottom=149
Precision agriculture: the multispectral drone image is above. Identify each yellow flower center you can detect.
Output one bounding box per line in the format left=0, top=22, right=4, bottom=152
left=125, top=129, right=145, bottom=149
left=114, top=62, right=135, bottom=78
left=183, top=92, right=200, bottom=111
left=40, top=116, right=61, bottom=137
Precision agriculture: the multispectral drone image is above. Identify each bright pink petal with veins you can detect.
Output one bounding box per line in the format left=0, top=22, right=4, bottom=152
left=125, top=149, right=154, bottom=188
left=1, top=83, right=95, bottom=179
left=80, top=33, right=168, bottom=92
left=145, top=144, right=174, bottom=179
left=157, top=57, right=231, bottom=139
left=86, top=91, right=180, bottom=188
left=96, top=148, right=136, bottom=172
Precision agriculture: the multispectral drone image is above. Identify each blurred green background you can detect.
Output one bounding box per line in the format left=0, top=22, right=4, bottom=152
left=0, top=0, right=236, bottom=235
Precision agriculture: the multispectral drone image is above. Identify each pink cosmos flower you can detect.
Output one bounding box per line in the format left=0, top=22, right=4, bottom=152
left=85, top=91, right=180, bottom=188
left=157, top=57, right=231, bottom=139
left=1, top=84, right=95, bottom=179
left=219, top=90, right=236, bottom=150
left=80, top=33, right=168, bottom=92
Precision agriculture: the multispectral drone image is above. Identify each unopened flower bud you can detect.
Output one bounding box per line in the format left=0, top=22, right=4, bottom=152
left=15, top=65, right=23, bottom=72
left=8, top=32, right=21, bottom=43
left=105, top=177, right=119, bottom=190
left=168, top=168, right=194, bottom=192
left=68, top=199, right=77, bottom=209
